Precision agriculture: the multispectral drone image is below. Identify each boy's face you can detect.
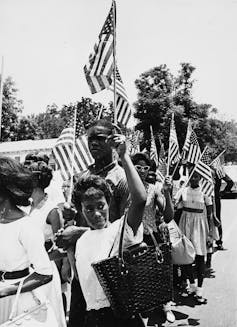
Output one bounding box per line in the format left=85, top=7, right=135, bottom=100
left=81, top=195, right=109, bottom=229
left=87, top=126, right=112, bottom=160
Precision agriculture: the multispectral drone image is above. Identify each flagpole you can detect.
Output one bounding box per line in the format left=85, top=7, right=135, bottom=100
left=68, top=107, right=78, bottom=204
left=112, top=0, right=117, bottom=125
left=0, top=56, right=4, bottom=141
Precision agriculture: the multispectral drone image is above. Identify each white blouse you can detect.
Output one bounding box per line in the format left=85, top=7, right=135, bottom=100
left=75, top=218, right=143, bottom=311
left=0, top=216, right=52, bottom=275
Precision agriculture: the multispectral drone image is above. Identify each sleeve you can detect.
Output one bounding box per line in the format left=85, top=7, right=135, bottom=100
left=19, top=220, right=52, bottom=275
left=110, top=217, right=143, bottom=256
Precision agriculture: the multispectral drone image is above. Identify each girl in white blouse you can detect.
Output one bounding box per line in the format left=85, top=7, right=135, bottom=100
left=0, top=157, right=55, bottom=325
left=73, top=133, right=147, bottom=327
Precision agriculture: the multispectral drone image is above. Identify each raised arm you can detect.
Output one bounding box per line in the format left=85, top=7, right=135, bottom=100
left=110, top=134, right=147, bottom=234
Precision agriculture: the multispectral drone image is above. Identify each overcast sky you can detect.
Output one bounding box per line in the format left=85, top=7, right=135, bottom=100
left=0, top=0, right=237, bottom=121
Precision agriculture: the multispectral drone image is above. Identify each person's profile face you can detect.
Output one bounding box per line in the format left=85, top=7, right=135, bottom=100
left=87, top=126, right=112, bottom=160
left=81, top=195, right=109, bottom=230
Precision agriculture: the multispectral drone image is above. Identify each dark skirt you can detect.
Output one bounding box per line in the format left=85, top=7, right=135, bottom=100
left=84, top=307, right=145, bottom=327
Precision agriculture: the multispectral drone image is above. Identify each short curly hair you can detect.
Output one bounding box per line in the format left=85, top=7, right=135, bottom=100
left=0, top=156, right=33, bottom=206
left=29, top=161, right=53, bottom=190
left=72, top=174, right=112, bottom=212
left=131, top=152, right=151, bottom=167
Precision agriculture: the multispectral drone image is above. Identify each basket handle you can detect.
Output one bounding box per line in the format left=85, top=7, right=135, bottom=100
left=118, top=210, right=129, bottom=261
left=147, top=227, right=164, bottom=264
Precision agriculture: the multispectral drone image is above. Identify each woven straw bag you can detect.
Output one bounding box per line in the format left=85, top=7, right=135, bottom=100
left=92, top=216, right=173, bottom=318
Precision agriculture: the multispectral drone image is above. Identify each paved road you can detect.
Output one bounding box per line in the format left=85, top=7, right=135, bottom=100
left=146, top=199, right=237, bottom=327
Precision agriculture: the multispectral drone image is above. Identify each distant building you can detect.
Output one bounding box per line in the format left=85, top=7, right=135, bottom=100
left=0, top=138, right=57, bottom=168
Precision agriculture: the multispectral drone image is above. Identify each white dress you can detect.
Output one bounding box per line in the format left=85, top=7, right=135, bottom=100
left=29, top=196, right=67, bottom=327
left=177, top=186, right=212, bottom=256
left=75, top=217, right=143, bottom=311
left=0, top=216, right=56, bottom=325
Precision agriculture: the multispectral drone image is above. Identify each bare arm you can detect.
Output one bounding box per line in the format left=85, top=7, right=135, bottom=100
left=111, top=134, right=147, bottom=234
left=0, top=273, right=52, bottom=298
left=47, top=208, right=62, bottom=234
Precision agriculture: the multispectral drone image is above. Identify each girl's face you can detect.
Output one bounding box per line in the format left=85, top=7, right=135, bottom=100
left=190, top=172, right=201, bottom=188
left=81, top=195, right=109, bottom=230
left=135, top=160, right=150, bottom=181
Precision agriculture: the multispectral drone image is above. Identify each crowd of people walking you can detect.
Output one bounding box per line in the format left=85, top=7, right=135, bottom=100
left=0, top=119, right=232, bottom=326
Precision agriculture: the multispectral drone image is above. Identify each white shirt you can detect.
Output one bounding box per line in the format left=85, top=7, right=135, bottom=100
left=75, top=218, right=143, bottom=311
left=0, top=216, right=52, bottom=275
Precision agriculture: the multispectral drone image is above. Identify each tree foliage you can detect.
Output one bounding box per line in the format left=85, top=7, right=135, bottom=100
left=134, top=63, right=237, bottom=163
left=1, top=77, right=23, bottom=141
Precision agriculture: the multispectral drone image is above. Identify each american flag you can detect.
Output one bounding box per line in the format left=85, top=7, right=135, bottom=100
left=84, top=2, right=115, bottom=94
left=211, top=153, right=225, bottom=179
left=109, top=67, right=132, bottom=126
left=168, top=114, right=180, bottom=165
left=128, top=129, right=140, bottom=155
left=158, top=144, right=167, bottom=178
left=52, top=109, right=94, bottom=181
left=150, top=126, right=158, bottom=166
left=183, top=119, right=192, bottom=152
left=194, top=147, right=214, bottom=197
left=184, top=127, right=201, bottom=164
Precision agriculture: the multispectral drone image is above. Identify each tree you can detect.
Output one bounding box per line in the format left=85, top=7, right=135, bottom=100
left=1, top=77, right=23, bottom=141
left=133, top=63, right=237, bottom=162
left=16, top=117, right=40, bottom=140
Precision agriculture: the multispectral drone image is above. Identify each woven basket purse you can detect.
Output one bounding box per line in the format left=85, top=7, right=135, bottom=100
left=92, top=216, right=173, bottom=318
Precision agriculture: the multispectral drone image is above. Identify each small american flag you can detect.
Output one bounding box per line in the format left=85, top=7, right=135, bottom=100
left=128, top=130, right=140, bottom=155
left=194, top=147, right=214, bottom=197
left=185, top=128, right=201, bottom=164
left=84, top=2, right=115, bottom=94
left=211, top=153, right=225, bottom=179
left=168, top=114, right=180, bottom=165
left=150, top=126, right=158, bottom=166
left=183, top=120, right=192, bottom=152
left=52, top=109, right=94, bottom=181
left=158, top=143, right=167, bottom=179
left=109, top=67, right=132, bottom=127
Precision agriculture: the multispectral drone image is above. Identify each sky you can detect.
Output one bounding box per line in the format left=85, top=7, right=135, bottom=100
left=0, top=0, right=237, bottom=121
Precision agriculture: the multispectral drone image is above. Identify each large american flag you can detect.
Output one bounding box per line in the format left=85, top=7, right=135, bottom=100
left=194, top=147, right=214, bottom=197
left=52, top=110, right=94, bottom=181
left=211, top=153, right=225, bottom=179
left=168, top=114, right=180, bottom=165
left=109, top=67, right=132, bottom=126
left=84, top=2, right=115, bottom=94
left=157, top=143, right=167, bottom=182
left=184, top=126, right=201, bottom=164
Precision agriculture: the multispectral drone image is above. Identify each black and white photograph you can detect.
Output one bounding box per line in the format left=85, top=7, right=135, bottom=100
left=0, top=1, right=237, bottom=326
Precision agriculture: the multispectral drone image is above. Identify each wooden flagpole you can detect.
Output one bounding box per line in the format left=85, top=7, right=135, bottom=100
left=112, top=0, right=117, bottom=125
left=68, top=107, right=78, bottom=204
left=0, top=56, right=4, bottom=141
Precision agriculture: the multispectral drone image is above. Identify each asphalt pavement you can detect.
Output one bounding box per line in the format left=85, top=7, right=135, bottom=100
left=146, top=199, right=237, bottom=327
